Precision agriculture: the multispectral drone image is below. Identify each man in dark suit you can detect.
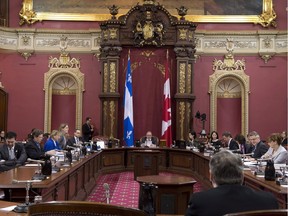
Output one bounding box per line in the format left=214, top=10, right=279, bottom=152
left=185, top=150, right=278, bottom=216
left=25, top=129, right=45, bottom=160
left=222, top=131, right=239, bottom=151
left=82, top=117, right=94, bottom=142
left=248, top=131, right=269, bottom=158
left=0, top=131, right=27, bottom=172
left=66, top=129, right=83, bottom=147
left=140, top=131, right=158, bottom=148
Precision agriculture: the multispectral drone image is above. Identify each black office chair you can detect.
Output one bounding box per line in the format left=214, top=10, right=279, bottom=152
left=28, top=201, right=148, bottom=216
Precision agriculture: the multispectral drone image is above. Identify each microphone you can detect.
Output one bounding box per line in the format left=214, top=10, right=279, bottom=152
left=103, top=183, right=110, bottom=204
left=66, top=145, right=77, bottom=150
left=112, top=138, right=120, bottom=142
left=27, top=158, right=45, bottom=164
left=12, top=179, right=42, bottom=184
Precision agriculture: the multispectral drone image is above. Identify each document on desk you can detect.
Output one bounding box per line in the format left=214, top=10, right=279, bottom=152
left=0, top=205, right=17, bottom=211
left=243, top=161, right=257, bottom=166
left=25, top=163, right=39, bottom=167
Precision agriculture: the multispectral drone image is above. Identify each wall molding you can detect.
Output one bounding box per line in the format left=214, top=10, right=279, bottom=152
left=0, top=27, right=286, bottom=62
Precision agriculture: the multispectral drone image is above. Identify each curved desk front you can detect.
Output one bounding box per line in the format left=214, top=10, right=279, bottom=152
left=0, top=148, right=286, bottom=209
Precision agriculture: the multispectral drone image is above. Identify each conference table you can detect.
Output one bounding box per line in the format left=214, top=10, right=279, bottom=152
left=0, top=147, right=286, bottom=213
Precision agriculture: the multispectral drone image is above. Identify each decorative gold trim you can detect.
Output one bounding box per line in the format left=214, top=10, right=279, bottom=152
left=209, top=69, right=250, bottom=136
left=20, top=0, right=276, bottom=27
left=44, top=65, right=85, bottom=132
left=179, top=102, right=185, bottom=140
left=179, top=63, right=186, bottom=93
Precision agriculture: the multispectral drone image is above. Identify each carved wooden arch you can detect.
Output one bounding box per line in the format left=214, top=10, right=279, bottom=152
left=43, top=68, right=85, bottom=132
left=99, top=1, right=197, bottom=141
left=209, top=71, right=250, bottom=136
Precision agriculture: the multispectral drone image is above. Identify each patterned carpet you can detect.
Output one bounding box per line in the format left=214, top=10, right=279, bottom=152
left=87, top=171, right=203, bottom=208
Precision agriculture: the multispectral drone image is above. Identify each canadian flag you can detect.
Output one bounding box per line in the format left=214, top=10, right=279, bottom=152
left=161, top=51, right=172, bottom=147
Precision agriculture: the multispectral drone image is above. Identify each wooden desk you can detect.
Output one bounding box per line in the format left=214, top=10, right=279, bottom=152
left=0, top=152, right=100, bottom=202
left=133, top=150, right=160, bottom=180
left=0, top=201, right=26, bottom=216
left=0, top=148, right=286, bottom=209
left=137, top=175, right=196, bottom=215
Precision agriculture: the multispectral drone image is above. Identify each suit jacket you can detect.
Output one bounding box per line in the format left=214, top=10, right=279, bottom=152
left=185, top=184, right=278, bottom=216
left=82, top=123, right=93, bottom=142
left=44, top=138, right=61, bottom=152
left=0, top=143, right=27, bottom=166
left=25, top=139, right=45, bottom=160
left=58, top=134, right=67, bottom=150
left=252, top=141, right=269, bottom=159
left=66, top=136, right=83, bottom=147
left=228, top=139, right=239, bottom=151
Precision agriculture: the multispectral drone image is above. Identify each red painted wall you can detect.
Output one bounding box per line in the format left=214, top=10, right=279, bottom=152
left=51, top=95, right=76, bottom=132
left=217, top=98, right=241, bottom=137
left=193, top=55, right=287, bottom=139
left=0, top=53, right=101, bottom=139
left=1, top=0, right=287, bottom=140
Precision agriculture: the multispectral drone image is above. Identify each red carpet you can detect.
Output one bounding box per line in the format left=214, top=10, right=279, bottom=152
left=87, top=171, right=203, bottom=208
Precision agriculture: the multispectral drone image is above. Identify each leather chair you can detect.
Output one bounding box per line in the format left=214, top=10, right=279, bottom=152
left=28, top=201, right=148, bottom=216
left=224, top=209, right=288, bottom=216
left=140, top=136, right=159, bottom=147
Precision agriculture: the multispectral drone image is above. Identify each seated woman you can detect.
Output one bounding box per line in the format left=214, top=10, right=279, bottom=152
left=209, top=131, right=222, bottom=149
left=186, top=130, right=199, bottom=149
left=261, top=133, right=288, bottom=164
left=44, top=130, right=62, bottom=152
left=140, top=131, right=158, bottom=148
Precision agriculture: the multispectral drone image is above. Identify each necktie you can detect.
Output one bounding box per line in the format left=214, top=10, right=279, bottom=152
left=241, top=144, right=245, bottom=154
left=9, top=148, right=15, bottom=160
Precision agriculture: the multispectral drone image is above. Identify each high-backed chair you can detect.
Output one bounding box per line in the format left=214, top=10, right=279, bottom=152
left=28, top=201, right=148, bottom=216
left=224, top=209, right=288, bottom=216
left=140, top=136, right=159, bottom=147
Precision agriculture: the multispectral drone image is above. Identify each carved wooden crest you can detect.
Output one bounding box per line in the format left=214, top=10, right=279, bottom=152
left=133, top=11, right=165, bottom=47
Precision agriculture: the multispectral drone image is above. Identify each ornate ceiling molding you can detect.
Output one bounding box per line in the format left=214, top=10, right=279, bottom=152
left=0, top=27, right=286, bottom=63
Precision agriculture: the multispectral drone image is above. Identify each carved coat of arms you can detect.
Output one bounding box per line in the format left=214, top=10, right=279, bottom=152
left=133, top=12, right=164, bottom=47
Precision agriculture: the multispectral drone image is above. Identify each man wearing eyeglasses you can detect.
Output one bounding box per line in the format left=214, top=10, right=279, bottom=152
left=248, top=131, right=268, bottom=159
left=0, top=131, right=27, bottom=172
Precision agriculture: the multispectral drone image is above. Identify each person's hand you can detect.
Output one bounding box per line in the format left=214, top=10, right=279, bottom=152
left=45, top=150, right=57, bottom=156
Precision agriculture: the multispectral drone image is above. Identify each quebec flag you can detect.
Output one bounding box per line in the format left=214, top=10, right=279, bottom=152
left=123, top=54, right=134, bottom=147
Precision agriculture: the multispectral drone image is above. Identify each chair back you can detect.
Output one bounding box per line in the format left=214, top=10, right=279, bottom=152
left=28, top=201, right=148, bottom=216
left=224, top=209, right=288, bottom=216
left=140, top=136, right=159, bottom=146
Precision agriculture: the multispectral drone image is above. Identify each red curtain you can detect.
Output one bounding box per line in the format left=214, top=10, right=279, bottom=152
left=118, top=48, right=176, bottom=141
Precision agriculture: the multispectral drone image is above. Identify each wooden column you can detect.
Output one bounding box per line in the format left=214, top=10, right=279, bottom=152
left=99, top=20, right=122, bottom=138
left=174, top=22, right=197, bottom=141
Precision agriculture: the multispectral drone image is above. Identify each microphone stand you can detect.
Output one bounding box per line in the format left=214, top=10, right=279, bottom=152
left=13, top=181, right=32, bottom=213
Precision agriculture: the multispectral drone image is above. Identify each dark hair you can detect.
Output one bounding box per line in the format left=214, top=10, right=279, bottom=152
left=234, top=134, right=246, bottom=145
left=86, top=117, right=91, bottom=121
left=189, top=130, right=197, bottom=138
left=210, top=131, right=219, bottom=139
left=222, top=131, right=232, bottom=138
left=209, top=150, right=243, bottom=186
left=32, top=129, right=44, bottom=138
left=6, top=131, right=17, bottom=139
left=43, top=133, right=50, bottom=138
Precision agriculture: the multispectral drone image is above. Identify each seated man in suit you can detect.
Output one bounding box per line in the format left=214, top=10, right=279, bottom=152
left=66, top=129, right=83, bottom=148
left=248, top=131, right=269, bottom=159
left=222, top=131, right=239, bottom=151
left=185, top=150, right=278, bottom=216
left=0, top=131, right=27, bottom=172
left=140, top=131, right=158, bottom=148
left=25, top=129, right=46, bottom=160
